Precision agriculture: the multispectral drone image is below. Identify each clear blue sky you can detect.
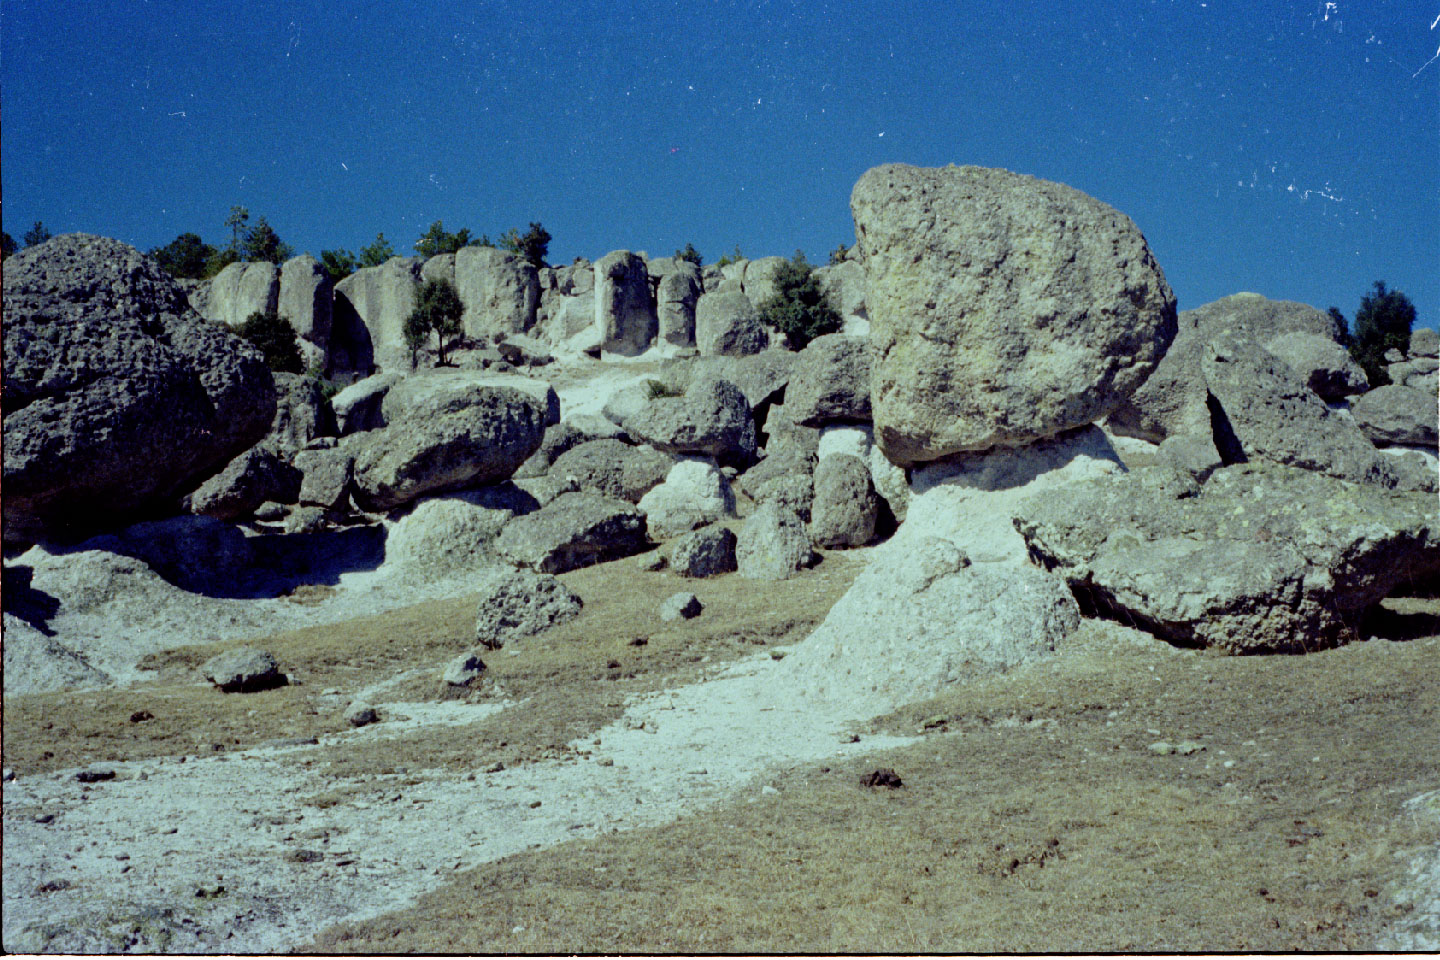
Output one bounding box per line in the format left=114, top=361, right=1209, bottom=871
left=3, top=0, right=1436, bottom=329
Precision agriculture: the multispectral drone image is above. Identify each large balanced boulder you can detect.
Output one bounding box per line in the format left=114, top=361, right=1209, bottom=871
left=185, top=447, right=302, bottom=520
left=852, top=163, right=1176, bottom=465
left=736, top=502, right=815, bottom=580
left=1016, top=462, right=1440, bottom=654
left=2, top=235, right=276, bottom=545
left=472, top=567, right=583, bottom=648
left=595, top=251, right=657, bottom=356
left=1263, top=331, right=1368, bottom=401
left=351, top=382, right=549, bottom=511
left=496, top=492, right=649, bottom=573
left=809, top=453, right=880, bottom=548
left=695, top=289, right=769, bottom=357
left=1350, top=385, right=1439, bottom=448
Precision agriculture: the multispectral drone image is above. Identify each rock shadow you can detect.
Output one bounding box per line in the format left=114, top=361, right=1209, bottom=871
left=2, top=564, right=61, bottom=635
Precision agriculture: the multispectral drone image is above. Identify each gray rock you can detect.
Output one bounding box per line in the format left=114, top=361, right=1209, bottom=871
left=1388, top=356, right=1439, bottom=391
left=610, top=377, right=757, bottom=463
left=201, top=647, right=287, bottom=693
left=265, top=373, right=337, bottom=454
left=741, top=256, right=789, bottom=308
left=786, top=333, right=872, bottom=427
left=345, top=704, right=380, bottom=727
left=382, top=370, right=559, bottom=428
left=1350, top=385, right=1438, bottom=447
left=1153, top=432, right=1223, bottom=482
left=1410, top=327, right=1439, bottom=359
left=809, top=454, right=879, bottom=548
left=186, top=447, right=302, bottom=520
left=851, top=164, right=1177, bottom=465
left=420, top=252, right=456, bottom=288
left=669, top=525, right=739, bottom=578
left=660, top=592, right=704, bottom=621
left=515, top=421, right=591, bottom=479
left=547, top=439, right=675, bottom=503
left=637, top=457, right=737, bottom=539
left=695, top=289, right=769, bottom=356
left=1015, top=462, right=1440, bottom=654
left=1264, top=331, right=1369, bottom=400
left=813, top=259, right=868, bottom=325
left=384, top=485, right=536, bottom=579
left=496, top=492, right=649, bottom=573
left=443, top=651, right=488, bottom=687
left=736, top=501, right=815, bottom=580
left=200, top=261, right=280, bottom=329
left=1109, top=293, right=1348, bottom=443
left=656, top=262, right=702, bottom=348
left=278, top=255, right=334, bottom=371
left=455, top=246, right=539, bottom=339
left=333, top=256, right=424, bottom=371
left=1202, top=331, right=1421, bottom=489
left=473, top=567, right=584, bottom=648
left=351, top=383, right=549, bottom=511
left=746, top=473, right=814, bottom=522
left=595, top=251, right=657, bottom=356
left=283, top=505, right=330, bottom=535
left=678, top=352, right=795, bottom=411
left=293, top=448, right=355, bottom=511
left=2, top=234, right=276, bottom=544
left=331, top=372, right=401, bottom=435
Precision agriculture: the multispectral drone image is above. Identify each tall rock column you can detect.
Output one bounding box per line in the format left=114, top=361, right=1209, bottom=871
left=278, top=254, right=333, bottom=373
left=595, top=250, right=657, bottom=356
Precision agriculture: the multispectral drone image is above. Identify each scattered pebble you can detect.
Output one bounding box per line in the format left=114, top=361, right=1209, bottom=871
left=128, top=710, right=153, bottom=723
left=484, top=762, right=505, bottom=774
left=660, top=592, right=703, bottom=622
left=860, top=768, right=904, bottom=789
left=285, top=849, right=324, bottom=863
left=345, top=705, right=380, bottom=728
left=75, top=769, right=116, bottom=784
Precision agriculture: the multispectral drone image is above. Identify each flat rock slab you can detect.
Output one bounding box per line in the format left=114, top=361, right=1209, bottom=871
left=1015, top=463, right=1440, bottom=654
left=496, top=492, right=649, bottom=574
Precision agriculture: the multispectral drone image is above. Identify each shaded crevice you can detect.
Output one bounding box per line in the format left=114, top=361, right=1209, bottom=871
left=1206, top=391, right=1247, bottom=466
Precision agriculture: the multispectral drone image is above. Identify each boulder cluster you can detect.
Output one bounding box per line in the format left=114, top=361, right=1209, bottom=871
left=3, top=162, right=1436, bottom=700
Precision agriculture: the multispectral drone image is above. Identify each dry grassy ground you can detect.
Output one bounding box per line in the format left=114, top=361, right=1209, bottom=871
left=5, top=532, right=1437, bottom=953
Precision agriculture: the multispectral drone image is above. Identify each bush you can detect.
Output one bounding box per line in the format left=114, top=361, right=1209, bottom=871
left=414, top=220, right=474, bottom=257
left=756, top=251, right=841, bottom=350
left=675, top=243, right=702, bottom=267
left=829, top=244, right=850, bottom=266
left=1, top=231, right=15, bottom=260
left=23, top=221, right=52, bottom=248
left=359, top=233, right=395, bottom=268
left=202, top=246, right=241, bottom=280
left=500, top=222, right=551, bottom=269
left=1344, top=281, right=1417, bottom=387
left=715, top=244, right=745, bottom=268
left=238, top=310, right=304, bottom=374
left=404, top=278, right=464, bottom=367
left=243, top=216, right=294, bottom=264
left=645, top=379, right=685, bottom=400
left=320, top=249, right=358, bottom=285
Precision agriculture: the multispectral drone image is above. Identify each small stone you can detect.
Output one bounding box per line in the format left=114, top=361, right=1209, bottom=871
left=860, top=768, right=904, bottom=789
left=129, top=710, right=154, bottom=723
left=634, top=551, right=667, bottom=572
left=660, top=592, right=704, bottom=622
left=443, top=651, right=489, bottom=687
left=762, top=784, right=779, bottom=795
left=345, top=704, right=380, bottom=728
left=598, top=758, right=615, bottom=767
left=285, top=849, right=324, bottom=863
left=75, top=769, right=116, bottom=784
left=1148, top=741, right=1175, bottom=755
left=2, top=768, right=14, bottom=782
left=1175, top=741, right=1205, bottom=756
left=485, top=761, right=505, bottom=774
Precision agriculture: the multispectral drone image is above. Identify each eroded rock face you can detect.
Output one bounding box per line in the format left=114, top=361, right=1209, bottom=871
left=547, top=439, right=675, bottom=503
left=1015, top=462, right=1440, bottom=654
left=695, top=289, right=769, bottom=357
left=636, top=457, right=737, bottom=539
left=785, top=333, right=872, bottom=427
left=656, top=262, right=702, bottom=348
left=265, top=373, right=337, bottom=454
left=595, top=251, right=657, bottom=356
left=495, top=492, right=649, bottom=573
left=2, top=234, right=276, bottom=544
left=472, top=567, right=583, bottom=648
left=669, top=525, right=738, bottom=578
left=809, top=453, right=879, bottom=548
left=334, top=257, right=423, bottom=371
left=201, top=261, right=280, bottom=329
left=851, top=163, right=1177, bottom=465
left=608, top=377, right=757, bottom=464
left=1263, top=331, right=1368, bottom=401
left=736, top=502, right=815, bottom=580
left=185, top=447, right=302, bottom=521
left=1350, top=385, right=1439, bottom=448
left=456, top=246, right=539, bottom=339
left=351, top=383, right=549, bottom=511
left=278, top=255, right=334, bottom=371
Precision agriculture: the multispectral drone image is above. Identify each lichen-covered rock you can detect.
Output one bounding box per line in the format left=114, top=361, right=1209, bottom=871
left=851, top=164, right=1176, bottom=465
left=201, top=647, right=287, bottom=693
left=736, top=502, right=815, bottom=580
left=2, top=234, right=276, bottom=544
left=785, top=333, right=872, bottom=427
left=331, top=372, right=401, bottom=435
left=636, top=457, right=737, bottom=539
left=809, top=454, right=879, bottom=548
left=265, top=372, right=337, bottom=454
left=351, top=383, right=549, bottom=511
left=496, top=492, right=649, bottom=573
left=186, top=447, right=302, bottom=520
left=547, top=439, right=675, bottom=503
left=455, top=246, right=539, bottom=339
left=1015, top=462, right=1440, bottom=654
left=1350, top=385, right=1438, bottom=448
left=668, top=525, right=739, bottom=578
left=595, top=250, right=656, bottom=356
left=608, top=377, right=757, bottom=464
left=472, top=567, right=583, bottom=648
left=1264, top=331, right=1369, bottom=401
left=695, top=289, right=769, bottom=357
left=293, top=448, right=355, bottom=511
left=660, top=591, right=704, bottom=621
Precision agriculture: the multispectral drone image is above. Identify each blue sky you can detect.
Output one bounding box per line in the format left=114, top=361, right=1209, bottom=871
left=3, top=0, right=1436, bottom=329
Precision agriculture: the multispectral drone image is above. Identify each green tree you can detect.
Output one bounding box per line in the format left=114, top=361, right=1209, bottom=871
left=1327, top=306, right=1351, bottom=348
left=499, top=222, right=550, bottom=269
left=238, top=310, right=303, bottom=374
left=756, top=250, right=842, bottom=350
left=225, top=206, right=250, bottom=251
left=202, top=246, right=241, bottom=279
left=1347, top=281, right=1417, bottom=387
left=404, top=278, right=464, bottom=367
left=675, top=243, right=703, bottom=268
left=359, top=232, right=395, bottom=268
left=715, top=244, right=745, bottom=268
left=150, top=233, right=217, bottom=279
left=23, top=221, right=53, bottom=247
left=1, top=232, right=17, bottom=260
left=414, top=220, right=474, bottom=257
left=320, top=248, right=358, bottom=284
left=243, top=216, right=294, bottom=264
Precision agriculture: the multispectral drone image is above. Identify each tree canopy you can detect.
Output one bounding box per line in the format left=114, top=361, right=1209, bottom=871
left=404, top=278, right=464, bottom=366
left=1344, top=280, right=1417, bottom=386
left=242, top=216, right=294, bottom=264
left=675, top=243, right=702, bottom=267
left=499, top=222, right=550, bottom=269
left=150, top=232, right=217, bottom=279
left=756, top=250, right=841, bottom=350
left=359, top=233, right=396, bottom=268
left=23, top=221, right=52, bottom=247
left=238, top=310, right=303, bottom=374
left=320, top=249, right=358, bottom=284
left=1, top=232, right=17, bottom=260
left=414, top=220, right=475, bottom=257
